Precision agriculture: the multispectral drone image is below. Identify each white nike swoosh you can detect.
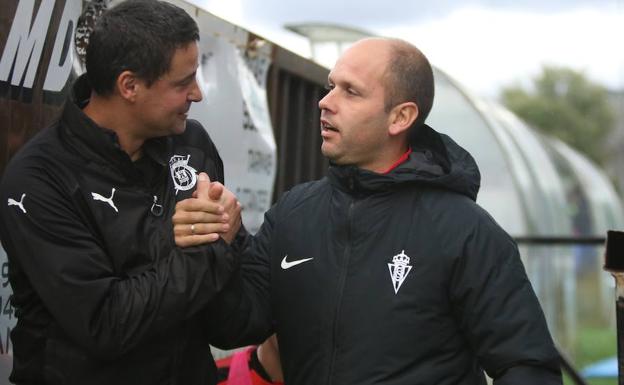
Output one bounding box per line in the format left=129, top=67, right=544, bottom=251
left=281, top=255, right=314, bottom=270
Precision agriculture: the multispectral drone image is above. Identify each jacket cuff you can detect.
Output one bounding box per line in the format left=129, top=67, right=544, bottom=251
left=494, top=364, right=562, bottom=385
left=228, top=225, right=251, bottom=255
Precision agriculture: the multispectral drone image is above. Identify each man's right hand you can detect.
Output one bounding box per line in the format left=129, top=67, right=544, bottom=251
left=206, top=181, right=242, bottom=245
left=173, top=173, right=241, bottom=248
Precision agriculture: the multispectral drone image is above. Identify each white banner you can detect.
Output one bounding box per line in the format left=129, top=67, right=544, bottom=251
left=189, top=34, right=277, bottom=234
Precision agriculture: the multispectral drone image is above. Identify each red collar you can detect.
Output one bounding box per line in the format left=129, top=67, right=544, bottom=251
left=382, top=147, right=412, bottom=174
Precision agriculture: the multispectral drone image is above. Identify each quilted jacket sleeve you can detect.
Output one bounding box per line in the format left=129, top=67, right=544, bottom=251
left=448, top=213, right=562, bottom=385
left=0, top=152, right=239, bottom=360
left=207, top=201, right=276, bottom=349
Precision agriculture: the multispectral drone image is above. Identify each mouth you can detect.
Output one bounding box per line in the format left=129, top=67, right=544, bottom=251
left=321, top=119, right=338, bottom=133
left=179, top=105, right=191, bottom=117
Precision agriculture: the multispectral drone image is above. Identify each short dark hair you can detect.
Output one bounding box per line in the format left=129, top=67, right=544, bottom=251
left=383, top=39, right=435, bottom=129
left=86, top=0, right=199, bottom=95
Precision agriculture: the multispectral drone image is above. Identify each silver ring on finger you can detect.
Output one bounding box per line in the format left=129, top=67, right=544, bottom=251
left=190, top=223, right=196, bottom=235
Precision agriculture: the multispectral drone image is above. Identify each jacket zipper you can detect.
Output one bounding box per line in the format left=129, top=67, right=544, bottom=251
left=326, top=197, right=355, bottom=385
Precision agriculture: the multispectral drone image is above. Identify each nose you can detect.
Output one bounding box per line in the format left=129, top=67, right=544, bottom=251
left=318, top=89, right=333, bottom=112
left=188, top=78, right=203, bottom=103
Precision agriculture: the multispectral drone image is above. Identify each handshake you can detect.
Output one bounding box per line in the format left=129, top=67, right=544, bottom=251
left=173, top=172, right=242, bottom=247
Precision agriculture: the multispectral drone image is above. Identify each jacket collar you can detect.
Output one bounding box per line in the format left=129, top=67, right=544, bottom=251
left=328, top=124, right=481, bottom=201
left=60, top=75, right=170, bottom=174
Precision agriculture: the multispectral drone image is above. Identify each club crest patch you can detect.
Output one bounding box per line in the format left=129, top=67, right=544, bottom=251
left=169, top=155, right=197, bottom=195
left=387, top=250, right=413, bottom=294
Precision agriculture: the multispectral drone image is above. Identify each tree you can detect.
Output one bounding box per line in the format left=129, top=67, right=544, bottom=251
left=501, top=66, right=615, bottom=165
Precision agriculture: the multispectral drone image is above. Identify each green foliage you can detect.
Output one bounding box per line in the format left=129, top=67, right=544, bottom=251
left=501, top=66, right=615, bottom=165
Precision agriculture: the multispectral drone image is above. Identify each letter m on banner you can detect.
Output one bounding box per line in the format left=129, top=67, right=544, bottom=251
left=0, top=0, right=55, bottom=89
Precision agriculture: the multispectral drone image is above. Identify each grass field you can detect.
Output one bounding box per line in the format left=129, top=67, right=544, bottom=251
left=563, top=327, right=617, bottom=385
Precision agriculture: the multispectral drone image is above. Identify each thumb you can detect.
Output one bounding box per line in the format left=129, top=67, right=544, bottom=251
left=196, top=172, right=211, bottom=199
left=208, top=182, right=224, bottom=201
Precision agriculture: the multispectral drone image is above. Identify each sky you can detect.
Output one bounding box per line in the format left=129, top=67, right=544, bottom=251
left=188, top=0, right=623, bottom=98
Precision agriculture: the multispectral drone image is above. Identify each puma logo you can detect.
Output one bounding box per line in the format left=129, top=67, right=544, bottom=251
left=91, top=188, right=118, bottom=213
left=7, top=193, right=27, bottom=213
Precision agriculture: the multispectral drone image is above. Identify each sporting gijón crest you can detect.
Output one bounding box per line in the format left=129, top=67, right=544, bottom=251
left=387, top=250, right=412, bottom=294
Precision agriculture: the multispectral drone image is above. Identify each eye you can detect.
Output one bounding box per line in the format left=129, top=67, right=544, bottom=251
left=176, top=74, right=197, bottom=88
left=179, top=78, right=193, bottom=87
left=324, top=83, right=335, bottom=91
left=346, top=88, right=358, bottom=96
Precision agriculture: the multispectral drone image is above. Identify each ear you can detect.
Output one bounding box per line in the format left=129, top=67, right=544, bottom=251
left=115, top=70, right=140, bottom=102
left=388, top=102, right=418, bottom=137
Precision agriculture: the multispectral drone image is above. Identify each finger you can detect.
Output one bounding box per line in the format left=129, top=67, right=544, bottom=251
left=173, top=215, right=229, bottom=236
left=173, top=208, right=226, bottom=226
left=176, top=233, right=221, bottom=248
left=187, top=222, right=230, bottom=235
left=173, top=213, right=224, bottom=229
left=227, top=201, right=242, bottom=220
left=208, top=182, right=224, bottom=201
left=173, top=221, right=229, bottom=236
left=219, top=187, right=239, bottom=212
left=220, top=200, right=243, bottom=244
left=195, top=172, right=211, bottom=200
left=174, top=198, right=224, bottom=217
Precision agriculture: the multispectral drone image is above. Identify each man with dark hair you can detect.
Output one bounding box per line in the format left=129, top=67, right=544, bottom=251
left=0, top=1, right=242, bottom=384
left=85, top=0, right=201, bottom=95
left=175, top=37, right=562, bottom=385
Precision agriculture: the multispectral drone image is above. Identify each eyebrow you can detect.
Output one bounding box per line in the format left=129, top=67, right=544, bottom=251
left=174, top=71, right=197, bottom=85
left=328, top=73, right=365, bottom=92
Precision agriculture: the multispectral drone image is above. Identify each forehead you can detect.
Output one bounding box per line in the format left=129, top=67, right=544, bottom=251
left=165, top=42, right=199, bottom=77
left=329, top=41, right=391, bottom=86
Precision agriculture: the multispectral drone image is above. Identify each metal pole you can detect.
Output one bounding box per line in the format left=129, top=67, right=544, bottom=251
left=559, top=348, right=590, bottom=385
left=618, top=297, right=624, bottom=385
left=604, top=230, right=624, bottom=385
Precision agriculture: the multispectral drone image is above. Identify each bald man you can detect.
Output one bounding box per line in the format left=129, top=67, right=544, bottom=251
left=175, top=38, right=562, bottom=385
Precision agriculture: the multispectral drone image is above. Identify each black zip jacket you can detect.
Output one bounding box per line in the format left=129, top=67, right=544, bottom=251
left=0, top=76, right=242, bottom=384
left=216, top=125, right=562, bottom=385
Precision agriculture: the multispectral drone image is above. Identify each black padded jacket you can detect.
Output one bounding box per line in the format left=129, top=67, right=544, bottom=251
left=0, top=76, right=242, bottom=385
left=216, top=125, right=562, bottom=385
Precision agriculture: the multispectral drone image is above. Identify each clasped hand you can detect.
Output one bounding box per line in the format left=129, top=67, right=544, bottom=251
left=173, top=172, right=242, bottom=247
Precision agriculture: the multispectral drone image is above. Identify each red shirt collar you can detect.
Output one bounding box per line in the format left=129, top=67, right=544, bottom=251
left=382, top=147, right=412, bottom=174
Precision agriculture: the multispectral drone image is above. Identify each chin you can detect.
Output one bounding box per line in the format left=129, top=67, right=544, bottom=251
left=322, top=151, right=342, bottom=165
left=171, top=120, right=187, bottom=135
left=321, top=144, right=341, bottom=161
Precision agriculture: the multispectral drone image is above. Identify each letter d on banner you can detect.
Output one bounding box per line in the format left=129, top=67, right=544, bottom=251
left=44, top=0, right=81, bottom=92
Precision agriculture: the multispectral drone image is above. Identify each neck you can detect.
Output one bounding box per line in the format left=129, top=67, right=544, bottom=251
left=362, top=141, right=410, bottom=173
left=381, top=146, right=412, bottom=174
left=82, top=93, right=145, bottom=161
